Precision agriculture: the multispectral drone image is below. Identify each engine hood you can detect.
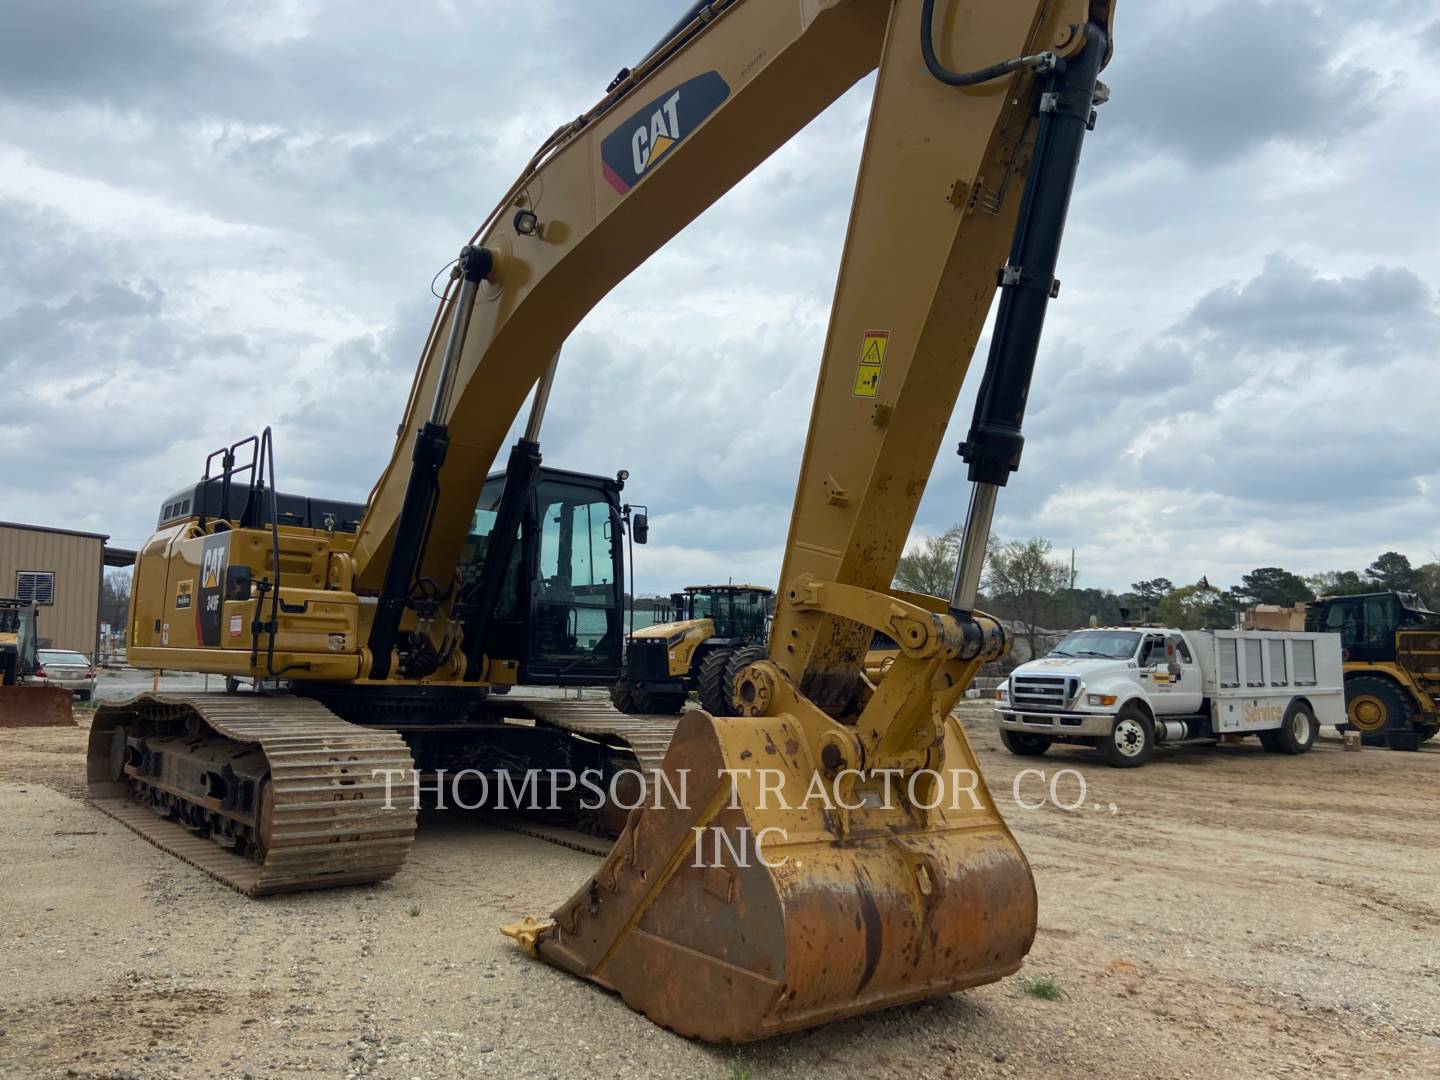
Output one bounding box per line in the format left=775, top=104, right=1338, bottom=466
left=1011, top=656, right=1130, bottom=680
left=631, top=618, right=711, bottom=641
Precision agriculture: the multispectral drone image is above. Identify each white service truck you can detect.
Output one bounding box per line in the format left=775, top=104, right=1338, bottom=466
left=994, top=626, right=1344, bottom=767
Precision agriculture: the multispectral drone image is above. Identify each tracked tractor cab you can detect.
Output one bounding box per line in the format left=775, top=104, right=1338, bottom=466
left=682, top=584, right=771, bottom=643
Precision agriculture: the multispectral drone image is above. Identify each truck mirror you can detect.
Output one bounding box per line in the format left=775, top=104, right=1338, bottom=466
left=632, top=512, right=649, bottom=544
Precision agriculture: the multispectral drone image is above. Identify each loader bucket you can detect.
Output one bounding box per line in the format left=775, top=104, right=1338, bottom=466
left=505, top=704, right=1036, bottom=1042
left=0, top=686, right=76, bottom=727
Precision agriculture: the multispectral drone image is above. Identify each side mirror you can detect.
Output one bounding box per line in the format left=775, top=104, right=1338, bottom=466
left=632, top=512, right=648, bottom=544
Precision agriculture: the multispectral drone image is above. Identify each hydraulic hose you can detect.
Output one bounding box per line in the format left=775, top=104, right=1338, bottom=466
left=920, top=0, right=1056, bottom=87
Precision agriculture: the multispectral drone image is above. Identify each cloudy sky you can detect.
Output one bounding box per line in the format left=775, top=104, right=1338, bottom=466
left=2, top=0, right=1438, bottom=597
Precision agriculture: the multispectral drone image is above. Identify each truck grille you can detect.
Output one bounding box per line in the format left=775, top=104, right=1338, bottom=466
left=625, top=639, right=670, bottom=681
left=1010, top=674, right=1079, bottom=712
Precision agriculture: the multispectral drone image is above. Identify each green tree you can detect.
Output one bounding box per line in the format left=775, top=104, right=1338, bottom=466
left=1231, top=566, right=1314, bottom=607
left=985, top=538, right=1070, bottom=657
left=1416, top=562, right=1440, bottom=608
left=1129, top=578, right=1174, bottom=606
left=1158, top=581, right=1237, bottom=630
left=1366, top=551, right=1420, bottom=592
left=100, top=568, right=131, bottom=633
left=1049, top=587, right=1126, bottom=629
left=893, top=526, right=964, bottom=599
left=1307, top=569, right=1366, bottom=597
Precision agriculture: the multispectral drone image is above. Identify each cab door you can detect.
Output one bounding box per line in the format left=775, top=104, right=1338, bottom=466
left=524, top=479, right=624, bottom=684
left=1139, top=634, right=1203, bottom=714
left=1164, top=634, right=1204, bottom=712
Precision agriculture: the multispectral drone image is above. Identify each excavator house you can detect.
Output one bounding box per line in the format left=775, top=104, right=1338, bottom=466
left=90, top=0, right=1115, bottom=1042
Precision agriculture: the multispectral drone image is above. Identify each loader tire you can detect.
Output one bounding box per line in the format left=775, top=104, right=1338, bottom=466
left=1384, top=730, right=1423, bottom=752
left=1271, top=700, right=1317, bottom=755
left=1343, top=676, right=1414, bottom=748
left=1097, top=705, right=1154, bottom=768
left=724, top=645, right=768, bottom=707
left=697, top=648, right=737, bottom=716
left=1000, top=729, right=1052, bottom=757
left=609, top=683, right=640, bottom=714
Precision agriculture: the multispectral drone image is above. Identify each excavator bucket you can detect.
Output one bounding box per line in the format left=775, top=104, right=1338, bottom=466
left=504, top=623, right=1035, bottom=1043
left=0, top=686, right=76, bottom=727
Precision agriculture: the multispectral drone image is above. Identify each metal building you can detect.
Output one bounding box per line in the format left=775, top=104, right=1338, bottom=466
left=0, top=521, right=108, bottom=658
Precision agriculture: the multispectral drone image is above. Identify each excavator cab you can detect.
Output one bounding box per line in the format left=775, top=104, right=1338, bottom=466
left=463, top=466, right=628, bottom=686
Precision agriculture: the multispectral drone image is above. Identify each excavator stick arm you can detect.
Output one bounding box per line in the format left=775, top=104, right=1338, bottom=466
left=493, top=0, right=1114, bottom=1041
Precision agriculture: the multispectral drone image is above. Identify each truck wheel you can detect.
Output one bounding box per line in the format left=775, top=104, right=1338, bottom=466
left=1097, top=706, right=1154, bottom=768
left=697, top=649, right=737, bottom=716
left=1343, top=676, right=1414, bottom=748
left=1271, top=701, right=1317, bottom=754
left=1000, top=729, right=1052, bottom=757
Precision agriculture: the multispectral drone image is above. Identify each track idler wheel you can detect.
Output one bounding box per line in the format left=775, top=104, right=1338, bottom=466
left=505, top=707, right=1036, bottom=1042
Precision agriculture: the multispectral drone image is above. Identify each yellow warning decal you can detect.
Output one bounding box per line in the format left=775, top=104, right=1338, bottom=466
left=852, top=330, right=889, bottom=398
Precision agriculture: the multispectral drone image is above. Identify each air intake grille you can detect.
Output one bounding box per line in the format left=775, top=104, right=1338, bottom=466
left=1010, top=674, right=1079, bottom=711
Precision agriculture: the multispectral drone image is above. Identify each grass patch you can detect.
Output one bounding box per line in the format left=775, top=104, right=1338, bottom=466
left=1018, top=974, right=1065, bottom=1001
left=407, top=904, right=421, bottom=918
left=728, top=1063, right=753, bottom=1080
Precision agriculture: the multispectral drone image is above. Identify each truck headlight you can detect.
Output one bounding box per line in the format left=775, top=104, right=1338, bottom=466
left=995, top=687, right=1008, bottom=702
left=1086, top=693, right=1117, bottom=707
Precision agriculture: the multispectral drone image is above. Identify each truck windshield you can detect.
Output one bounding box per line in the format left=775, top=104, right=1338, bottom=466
left=1048, top=630, right=1140, bottom=660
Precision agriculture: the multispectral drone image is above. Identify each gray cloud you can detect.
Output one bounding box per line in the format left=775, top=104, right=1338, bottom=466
left=1104, top=0, right=1382, bottom=165
left=1186, top=255, right=1436, bottom=351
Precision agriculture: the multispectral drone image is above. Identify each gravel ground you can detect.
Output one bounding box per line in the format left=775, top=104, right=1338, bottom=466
left=1, top=701, right=1437, bottom=1079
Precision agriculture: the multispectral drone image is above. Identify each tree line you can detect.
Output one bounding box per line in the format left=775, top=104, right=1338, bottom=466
left=894, top=530, right=1440, bottom=650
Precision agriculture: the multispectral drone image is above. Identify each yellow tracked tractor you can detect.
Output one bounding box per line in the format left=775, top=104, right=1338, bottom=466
left=90, top=0, right=1115, bottom=1041
left=612, top=584, right=773, bottom=714
left=0, top=598, right=73, bottom=727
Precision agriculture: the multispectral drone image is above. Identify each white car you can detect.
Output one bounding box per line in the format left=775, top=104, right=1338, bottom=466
left=30, top=649, right=97, bottom=700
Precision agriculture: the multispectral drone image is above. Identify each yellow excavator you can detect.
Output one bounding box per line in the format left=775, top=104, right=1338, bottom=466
left=90, top=0, right=1114, bottom=1042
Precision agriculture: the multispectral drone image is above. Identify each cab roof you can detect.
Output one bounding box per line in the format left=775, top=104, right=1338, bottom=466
left=684, top=584, right=774, bottom=595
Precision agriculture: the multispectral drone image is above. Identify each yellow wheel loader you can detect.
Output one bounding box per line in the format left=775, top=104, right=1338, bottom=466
left=1306, top=591, right=1440, bottom=750
left=612, top=584, right=772, bottom=714
left=0, top=598, right=74, bottom=727
left=89, top=0, right=1116, bottom=1041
